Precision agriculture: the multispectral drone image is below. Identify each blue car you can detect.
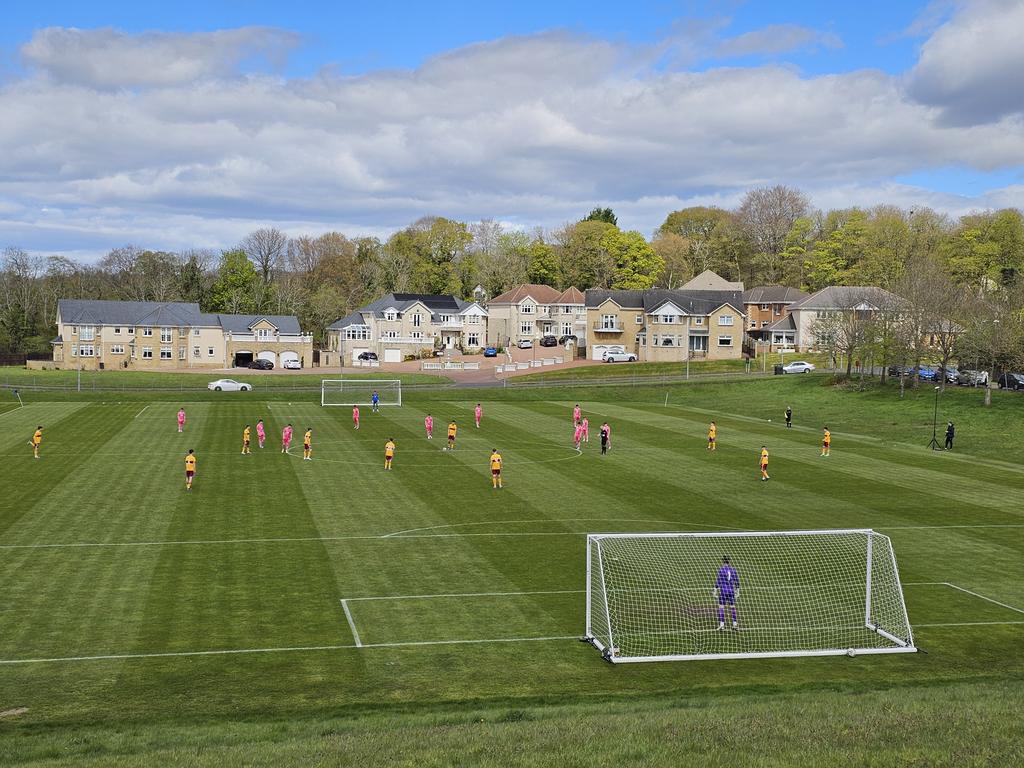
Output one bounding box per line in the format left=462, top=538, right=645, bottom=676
left=911, top=366, right=938, bottom=381
left=483, top=347, right=498, bottom=357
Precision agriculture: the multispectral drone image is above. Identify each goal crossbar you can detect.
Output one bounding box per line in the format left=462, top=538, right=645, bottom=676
left=584, top=529, right=916, bottom=663
left=321, top=379, right=402, bottom=407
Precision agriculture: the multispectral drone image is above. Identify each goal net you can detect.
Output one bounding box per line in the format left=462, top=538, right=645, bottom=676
left=321, top=379, right=402, bottom=407
left=585, top=529, right=915, bottom=663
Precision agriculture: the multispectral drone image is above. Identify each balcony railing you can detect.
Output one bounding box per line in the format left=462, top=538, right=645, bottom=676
left=227, top=332, right=314, bottom=343
left=593, top=322, right=624, bottom=332
left=435, top=320, right=465, bottom=330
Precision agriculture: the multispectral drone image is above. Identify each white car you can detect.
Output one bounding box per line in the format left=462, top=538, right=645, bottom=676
left=282, top=359, right=302, bottom=370
left=207, top=379, right=252, bottom=391
left=603, top=350, right=637, bottom=363
left=517, top=339, right=533, bottom=349
left=782, top=361, right=816, bottom=374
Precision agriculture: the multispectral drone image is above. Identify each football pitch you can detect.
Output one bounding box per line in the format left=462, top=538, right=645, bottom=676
left=1, top=377, right=1022, bottom=766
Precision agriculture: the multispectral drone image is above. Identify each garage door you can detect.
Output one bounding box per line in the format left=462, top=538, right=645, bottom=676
left=280, top=351, right=299, bottom=367
left=257, top=351, right=276, bottom=365
left=351, top=348, right=369, bottom=363
left=234, top=350, right=254, bottom=367
left=383, top=348, right=402, bottom=363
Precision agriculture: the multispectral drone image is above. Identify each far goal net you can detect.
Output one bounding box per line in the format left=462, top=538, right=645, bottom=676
left=321, top=379, right=402, bottom=407
left=585, top=529, right=915, bottom=663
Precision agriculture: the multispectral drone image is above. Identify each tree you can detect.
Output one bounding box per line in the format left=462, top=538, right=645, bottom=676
left=176, top=250, right=214, bottom=305
left=651, top=232, right=693, bottom=288
left=581, top=207, right=617, bottom=226
left=208, top=249, right=268, bottom=314
left=656, top=207, right=733, bottom=277
left=241, top=227, right=288, bottom=284
left=602, top=229, right=664, bottom=289
left=526, top=240, right=560, bottom=286
left=556, top=221, right=616, bottom=289
left=957, top=285, right=1024, bottom=405
left=737, top=186, right=810, bottom=283
left=803, top=210, right=869, bottom=291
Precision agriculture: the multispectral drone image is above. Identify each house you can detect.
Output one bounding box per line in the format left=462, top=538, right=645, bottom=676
left=585, top=288, right=746, bottom=362
left=786, top=286, right=900, bottom=352
left=742, top=285, right=809, bottom=349
left=485, top=284, right=587, bottom=349
left=321, top=293, right=488, bottom=366
left=51, top=300, right=313, bottom=370
left=681, top=270, right=744, bottom=292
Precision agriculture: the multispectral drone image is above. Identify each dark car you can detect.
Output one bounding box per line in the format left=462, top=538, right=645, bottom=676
left=248, top=359, right=274, bottom=370
left=997, top=372, right=1024, bottom=390
left=887, top=365, right=910, bottom=377
left=357, top=351, right=378, bottom=362
left=936, top=366, right=958, bottom=383
left=558, top=334, right=578, bottom=345
left=957, top=369, right=989, bottom=387
left=483, top=347, right=498, bottom=357
left=539, top=335, right=558, bottom=347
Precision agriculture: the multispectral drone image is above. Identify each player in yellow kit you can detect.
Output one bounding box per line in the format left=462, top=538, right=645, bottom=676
left=447, top=420, right=457, bottom=450
left=30, top=425, right=43, bottom=459
left=821, top=426, right=831, bottom=457
left=707, top=421, right=717, bottom=451
left=185, top=449, right=197, bottom=490
left=303, top=428, right=313, bottom=461
left=241, top=424, right=251, bottom=454
left=490, top=448, right=503, bottom=489
left=760, top=445, right=770, bottom=481
left=384, top=438, right=395, bottom=469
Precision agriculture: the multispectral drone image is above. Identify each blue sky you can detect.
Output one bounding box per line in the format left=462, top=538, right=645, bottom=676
left=1, top=0, right=1022, bottom=260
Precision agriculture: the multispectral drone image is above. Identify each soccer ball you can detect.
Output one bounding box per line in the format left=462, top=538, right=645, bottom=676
left=768, top=418, right=772, bottom=422
left=846, top=648, right=856, bottom=657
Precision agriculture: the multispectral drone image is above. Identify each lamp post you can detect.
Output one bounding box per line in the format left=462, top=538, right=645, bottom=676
left=927, top=385, right=942, bottom=451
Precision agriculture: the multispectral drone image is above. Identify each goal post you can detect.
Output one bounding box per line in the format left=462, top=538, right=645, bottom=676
left=321, top=379, right=402, bottom=407
left=584, top=529, right=916, bottom=663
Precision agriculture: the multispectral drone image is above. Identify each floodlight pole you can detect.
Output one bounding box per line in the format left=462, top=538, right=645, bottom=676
left=927, top=385, right=942, bottom=451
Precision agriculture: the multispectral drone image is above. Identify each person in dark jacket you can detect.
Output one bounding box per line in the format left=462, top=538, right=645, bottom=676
left=944, top=422, right=955, bottom=450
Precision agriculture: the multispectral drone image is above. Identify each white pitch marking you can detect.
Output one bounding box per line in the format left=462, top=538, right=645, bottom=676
left=916, top=621, right=1024, bottom=627
left=345, top=589, right=583, bottom=602
left=879, top=524, right=1024, bottom=531
left=943, top=582, right=1024, bottom=615
left=340, top=599, right=363, bottom=647
left=134, top=405, right=150, bottom=418
left=381, top=517, right=744, bottom=538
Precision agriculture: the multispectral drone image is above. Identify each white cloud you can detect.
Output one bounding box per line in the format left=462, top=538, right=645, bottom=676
left=21, top=26, right=300, bottom=88
left=716, top=24, right=842, bottom=57
left=0, top=18, right=1021, bottom=258
left=906, top=0, right=1024, bottom=124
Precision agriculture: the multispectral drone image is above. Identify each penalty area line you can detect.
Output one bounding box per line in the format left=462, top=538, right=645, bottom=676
left=339, top=599, right=363, bottom=647
left=134, top=405, right=149, bottom=418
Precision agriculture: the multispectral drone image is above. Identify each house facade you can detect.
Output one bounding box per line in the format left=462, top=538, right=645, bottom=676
left=786, top=286, right=900, bottom=352
left=585, top=288, right=746, bottom=362
left=742, top=286, right=809, bottom=349
left=52, top=300, right=313, bottom=370
left=485, top=284, right=587, bottom=349
left=321, top=293, right=488, bottom=366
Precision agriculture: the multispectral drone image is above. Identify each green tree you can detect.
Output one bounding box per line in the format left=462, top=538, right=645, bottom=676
left=208, top=249, right=269, bottom=314
left=557, top=221, right=616, bottom=289
left=526, top=240, right=560, bottom=286
left=581, top=207, right=617, bottom=226
left=602, top=229, right=664, bottom=289
left=803, top=210, right=869, bottom=291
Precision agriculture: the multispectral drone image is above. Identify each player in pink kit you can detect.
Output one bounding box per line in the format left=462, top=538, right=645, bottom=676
left=474, top=403, right=483, bottom=428
left=177, top=408, right=186, bottom=433
left=281, top=423, right=294, bottom=453
left=424, top=413, right=433, bottom=439
left=352, top=405, right=360, bottom=430
left=256, top=419, right=266, bottom=448
left=581, top=416, right=590, bottom=443
left=573, top=404, right=581, bottom=426
left=574, top=421, right=584, bottom=450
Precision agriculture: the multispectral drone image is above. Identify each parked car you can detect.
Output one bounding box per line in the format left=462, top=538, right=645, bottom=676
left=517, top=339, right=533, bottom=349
left=603, top=350, right=637, bottom=363
left=997, top=372, right=1024, bottom=390
left=539, top=335, right=558, bottom=347
left=936, top=366, right=958, bottom=383
left=910, top=366, right=938, bottom=382
left=956, top=369, right=989, bottom=386
left=483, top=346, right=498, bottom=358
left=248, top=359, right=274, bottom=370
left=208, top=379, right=251, bottom=392
left=357, top=351, right=378, bottom=361
left=781, top=361, right=815, bottom=374
left=888, top=365, right=911, bottom=377
left=559, top=334, right=578, bottom=345
left=282, top=359, right=302, bottom=370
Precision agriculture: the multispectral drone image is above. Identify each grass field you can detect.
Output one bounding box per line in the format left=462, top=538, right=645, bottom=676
left=1, top=375, right=1022, bottom=766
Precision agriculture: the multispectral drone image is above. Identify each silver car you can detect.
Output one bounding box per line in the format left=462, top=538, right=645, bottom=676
left=603, top=350, right=637, bottom=363
left=207, top=378, right=252, bottom=391
left=782, top=361, right=815, bottom=374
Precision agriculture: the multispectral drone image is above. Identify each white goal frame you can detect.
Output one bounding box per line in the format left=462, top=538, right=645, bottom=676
left=320, top=379, right=402, bottom=407
left=584, top=529, right=917, bottom=664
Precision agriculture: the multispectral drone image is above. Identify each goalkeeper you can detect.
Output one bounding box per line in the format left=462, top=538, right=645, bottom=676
left=715, top=555, right=740, bottom=631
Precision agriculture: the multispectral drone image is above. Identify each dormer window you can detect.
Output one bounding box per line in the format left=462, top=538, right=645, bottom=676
left=385, top=311, right=397, bottom=321
left=257, top=328, right=272, bottom=340
left=521, top=304, right=534, bottom=314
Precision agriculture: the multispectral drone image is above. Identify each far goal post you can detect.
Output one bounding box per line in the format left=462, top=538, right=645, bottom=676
left=321, top=379, right=402, bottom=407
left=585, top=529, right=916, bottom=663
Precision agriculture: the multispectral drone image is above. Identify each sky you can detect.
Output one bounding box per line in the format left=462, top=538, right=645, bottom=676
left=1, top=0, right=1023, bottom=261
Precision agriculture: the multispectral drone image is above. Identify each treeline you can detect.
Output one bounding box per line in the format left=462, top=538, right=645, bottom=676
left=2, top=187, right=1023, bottom=358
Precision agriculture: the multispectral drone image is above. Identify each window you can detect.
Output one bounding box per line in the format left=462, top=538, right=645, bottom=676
left=411, top=331, right=423, bottom=340
left=719, top=315, right=734, bottom=326
left=142, top=347, right=153, bottom=359
left=760, top=303, right=770, bottom=310
left=72, top=326, right=78, bottom=336
left=562, top=323, right=573, bottom=336
left=143, top=327, right=153, bottom=337
left=385, top=330, right=398, bottom=339
left=193, top=347, right=201, bottom=358
left=113, top=327, right=121, bottom=335
left=439, top=314, right=453, bottom=325
left=749, top=318, right=757, bottom=327
left=384, top=311, right=397, bottom=321
left=80, top=326, right=95, bottom=341
left=160, top=327, right=172, bottom=343
left=652, top=334, right=659, bottom=345
left=761, top=321, right=769, bottom=327
left=179, top=327, right=187, bottom=338
left=467, top=314, right=480, bottom=324
left=718, top=335, right=733, bottom=347
left=468, top=333, right=479, bottom=346
left=194, top=328, right=201, bottom=336
left=520, top=321, right=533, bottom=334
left=521, top=304, right=534, bottom=314
left=79, top=344, right=95, bottom=356
left=662, top=336, right=675, bottom=346
left=127, top=327, right=134, bottom=335
left=774, top=307, right=781, bottom=315
left=207, top=347, right=215, bottom=357
left=71, top=345, right=78, bottom=357
left=111, top=344, right=124, bottom=354
left=179, top=347, right=186, bottom=360
left=412, top=313, right=421, bottom=327
left=257, top=328, right=271, bottom=340
left=538, top=306, right=548, bottom=316
left=563, top=306, right=573, bottom=314
left=693, top=317, right=704, bottom=326
left=160, top=347, right=173, bottom=359
left=345, top=326, right=371, bottom=340
left=661, top=314, right=674, bottom=324
left=635, top=315, right=643, bottom=324
left=601, top=314, right=618, bottom=329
